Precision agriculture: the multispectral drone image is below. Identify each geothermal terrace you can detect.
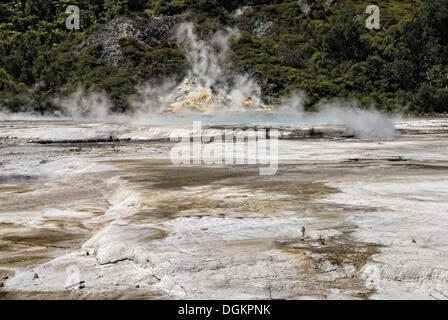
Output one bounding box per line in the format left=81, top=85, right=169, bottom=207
left=0, top=118, right=447, bottom=299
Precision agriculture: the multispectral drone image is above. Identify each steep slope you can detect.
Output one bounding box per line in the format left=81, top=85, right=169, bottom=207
left=0, top=0, right=447, bottom=114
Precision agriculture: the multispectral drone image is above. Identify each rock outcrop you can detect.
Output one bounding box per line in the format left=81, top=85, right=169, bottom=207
left=77, top=12, right=275, bottom=65
left=77, top=15, right=185, bottom=64
left=230, top=15, right=274, bottom=39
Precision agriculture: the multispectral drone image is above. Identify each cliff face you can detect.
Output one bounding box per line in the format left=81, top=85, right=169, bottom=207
left=77, top=15, right=185, bottom=65
left=77, top=12, right=274, bottom=66
left=228, top=11, right=274, bottom=39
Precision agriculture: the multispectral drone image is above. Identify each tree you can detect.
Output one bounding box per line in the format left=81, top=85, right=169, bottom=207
left=321, top=7, right=365, bottom=61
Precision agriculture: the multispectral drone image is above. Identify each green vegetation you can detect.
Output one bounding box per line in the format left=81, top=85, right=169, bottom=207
left=1, top=0, right=447, bottom=114
left=228, top=0, right=448, bottom=113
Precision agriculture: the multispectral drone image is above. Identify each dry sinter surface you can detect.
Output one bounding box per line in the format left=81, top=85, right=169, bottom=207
left=0, top=118, right=447, bottom=300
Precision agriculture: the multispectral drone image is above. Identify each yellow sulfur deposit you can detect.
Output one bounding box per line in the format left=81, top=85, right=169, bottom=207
left=169, top=90, right=215, bottom=113
left=166, top=79, right=275, bottom=114
left=243, top=100, right=255, bottom=108
left=261, top=106, right=274, bottom=112
left=199, top=91, right=208, bottom=100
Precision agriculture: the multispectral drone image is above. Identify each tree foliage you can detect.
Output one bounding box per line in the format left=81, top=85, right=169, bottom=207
left=1, top=0, right=447, bottom=114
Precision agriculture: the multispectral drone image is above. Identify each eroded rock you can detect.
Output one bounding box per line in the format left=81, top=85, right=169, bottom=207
left=77, top=15, right=185, bottom=64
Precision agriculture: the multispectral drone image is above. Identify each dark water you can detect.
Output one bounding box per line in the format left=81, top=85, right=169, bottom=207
left=0, top=175, right=37, bottom=184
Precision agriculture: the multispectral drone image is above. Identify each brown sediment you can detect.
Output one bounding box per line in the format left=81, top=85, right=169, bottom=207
left=2, top=229, right=88, bottom=248
left=127, top=182, right=339, bottom=223
left=0, top=186, right=107, bottom=214
left=125, top=166, right=256, bottom=189
left=77, top=208, right=106, bottom=216
left=138, top=228, right=168, bottom=243
left=104, top=160, right=382, bottom=298
left=0, top=157, right=383, bottom=298
left=0, top=168, right=115, bottom=270
left=108, top=160, right=340, bottom=221
left=40, top=220, right=89, bottom=232
left=250, top=182, right=338, bottom=198
left=0, top=187, right=20, bottom=197
left=0, top=252, right=55, bottom=268
left=107, top=160, right=362, bottom=233
left=0, top=225, right=91, bottom=268
left=277, top=226, right=383, bottom=299
left=0, top=289, right=166, bottom=300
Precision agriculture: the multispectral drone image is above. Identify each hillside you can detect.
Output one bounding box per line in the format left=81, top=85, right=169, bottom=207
left=1, top=0, right=447, bottom=115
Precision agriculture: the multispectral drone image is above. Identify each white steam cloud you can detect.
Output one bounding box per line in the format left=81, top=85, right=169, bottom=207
left=54, top=90, right=112, bottom=120
left=128, top=22, right=268, bottom=117
left=313, top=102, right=397, bottom=139
left=2, top=22, right=398, bottom=139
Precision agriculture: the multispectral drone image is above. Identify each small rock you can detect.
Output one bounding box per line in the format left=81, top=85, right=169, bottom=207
left=79, top=284, right=85, bottom=290
left=33, top=273, right=39, bottom=279
left=86, top=251, right=90, bottom=256
left=301, top=226, right=306, bottom=238
left=318, top=236, right=326, bottom=246
left=412, top=239, right=417, bottom=243
left=135, top=285, right=140, bottom=289
left=0, top=282, right=4, bottom=288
